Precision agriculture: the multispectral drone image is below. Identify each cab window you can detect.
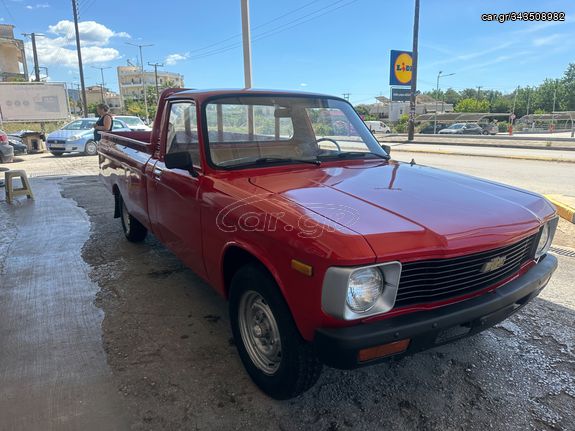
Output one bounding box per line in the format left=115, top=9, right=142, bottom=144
left=166, top=102, right=200, bottom=166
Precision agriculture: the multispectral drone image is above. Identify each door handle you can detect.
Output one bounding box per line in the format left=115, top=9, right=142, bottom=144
left=152, top=167, right=163, bottom=180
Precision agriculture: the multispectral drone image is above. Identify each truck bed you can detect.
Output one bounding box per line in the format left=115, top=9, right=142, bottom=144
left=100, top=130, right=154, bottom=154
left=99, top=130, right=154, bottom=230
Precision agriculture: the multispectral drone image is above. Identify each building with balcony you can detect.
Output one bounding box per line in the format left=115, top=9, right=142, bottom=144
left=85, top=85, right=122, bottom=113
left=117, top=65, right=184, bottom=103
left=0, top=24, right=29, bottom=82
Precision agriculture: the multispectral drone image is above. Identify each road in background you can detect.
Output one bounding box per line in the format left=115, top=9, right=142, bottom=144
left=391, top=151, right=575, bottom=197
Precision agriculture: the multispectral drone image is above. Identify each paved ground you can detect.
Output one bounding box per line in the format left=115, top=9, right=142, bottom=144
left=1, top=151, right=574, bottom=430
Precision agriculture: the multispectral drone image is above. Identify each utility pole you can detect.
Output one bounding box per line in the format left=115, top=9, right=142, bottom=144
left=407, top=0, right=420, bottom=141
left=148, top=62, right=163, bottom=100
left=91, top=66, right=111, bottom=103
left=476, top=86, right=482, bottom=100
left=511, top=86, right=519, bottom=118
left=526, top=86, right=531, bottom=117
left=127, top=42, right=153, bottom=122
left=551, top=79, right=557, bottom=129
left=72, top=0, right=88, bottom=117
left=241, top=0, right=253, bottom=88
left=342, top=93, right=350, bottom=101
left=22, top=33, right=43, bottom=82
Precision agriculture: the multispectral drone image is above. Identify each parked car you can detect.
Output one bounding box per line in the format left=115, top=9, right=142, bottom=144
left=419, top=123, right=448, bottom=134
left=480, top=122, right=499, bottom=135
left=438, top=123, right=486, bottom=135
left=0, top=130, right=15, bottom=163
left=99, top=88, right=558, bottom=399
left=46, top=118, right=131, bottom=156
left=364, top=120, right=391, bottom=134
left=6, top=135, right=28, bottom=155
left=113, top=115, right=152, bottom=131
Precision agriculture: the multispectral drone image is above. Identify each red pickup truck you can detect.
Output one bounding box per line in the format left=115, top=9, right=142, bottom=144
left=99, top=89, right=558, bottom=399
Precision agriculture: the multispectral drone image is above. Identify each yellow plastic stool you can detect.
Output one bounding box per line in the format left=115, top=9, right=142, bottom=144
left=5, top=170, right=34, bottom=204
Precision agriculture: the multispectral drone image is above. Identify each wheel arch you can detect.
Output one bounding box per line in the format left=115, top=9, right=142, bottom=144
left=221, top=243, right=285, bottom=301
left=112, top=185, right=121, bottom=218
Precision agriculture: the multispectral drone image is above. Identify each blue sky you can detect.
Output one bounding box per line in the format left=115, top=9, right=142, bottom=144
left=1, top=0, right=574, bottom=104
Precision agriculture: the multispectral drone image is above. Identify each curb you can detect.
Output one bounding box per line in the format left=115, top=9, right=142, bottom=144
left=544, top=195, right=575, bottom=224
left=391, top=147, right=575, bottom=164
left=382, top=140, right=575, bottom=152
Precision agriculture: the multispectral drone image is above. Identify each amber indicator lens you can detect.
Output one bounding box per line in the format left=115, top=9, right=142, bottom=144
left=358, top=339, right=411, bottom=363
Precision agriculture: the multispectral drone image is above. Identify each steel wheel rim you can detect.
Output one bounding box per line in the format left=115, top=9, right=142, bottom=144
left=86, top=142, right=97, bottom=155
left=121, top=201, right=130, bottom=232
left=238, top=290, right=282, bottom=375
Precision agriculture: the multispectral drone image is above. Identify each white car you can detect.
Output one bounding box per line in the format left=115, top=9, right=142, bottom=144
left=364, top=120, right=391, bottom=134
left=113, top=116, right=152, bottom=131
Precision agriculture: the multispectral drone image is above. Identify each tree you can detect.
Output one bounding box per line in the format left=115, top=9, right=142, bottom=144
left=354, top=104, right=370, bottom=117
left=443, top=88, right=460, bottom=106
left=454, top=98, right=489, bottom=112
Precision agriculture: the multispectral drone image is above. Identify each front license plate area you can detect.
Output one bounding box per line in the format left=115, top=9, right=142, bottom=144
left=435, top=324, right=471, bottom=344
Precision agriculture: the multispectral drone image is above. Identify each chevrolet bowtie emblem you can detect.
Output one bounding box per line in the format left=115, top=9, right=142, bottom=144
left=481, top=256, right=507, bottom=273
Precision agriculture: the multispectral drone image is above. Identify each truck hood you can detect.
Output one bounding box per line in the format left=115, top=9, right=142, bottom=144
left=248, top=161, right=555, bottom=260
left=47, top=129, right=91, bottom=140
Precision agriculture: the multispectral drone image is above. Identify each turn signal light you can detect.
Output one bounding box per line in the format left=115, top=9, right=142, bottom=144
left=358, top=338, right=410, bottom=363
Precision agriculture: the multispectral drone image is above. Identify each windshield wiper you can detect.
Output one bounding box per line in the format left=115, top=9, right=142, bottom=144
left=254, top=157, right=321, bottom=166
left=335, top=151, right=390, bottom=160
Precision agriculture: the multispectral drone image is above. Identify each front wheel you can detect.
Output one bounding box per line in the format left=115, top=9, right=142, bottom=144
left=84, top=140, right=98, bottom=156
left=229, top=264, right=322, bottom=399
left=119, top=196, right=147, bottom=242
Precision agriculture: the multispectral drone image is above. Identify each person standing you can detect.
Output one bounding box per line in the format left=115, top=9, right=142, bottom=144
left=93, top=104, right=113, bottom=142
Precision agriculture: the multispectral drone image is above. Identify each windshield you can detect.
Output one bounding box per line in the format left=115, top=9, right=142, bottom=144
left=62, top=119, right=96, bottom=130
left=204, top=96, right=387, bottom=168
left=448, top=123, right=465, bottom=129
left=117, top=116, right=145, bottom=126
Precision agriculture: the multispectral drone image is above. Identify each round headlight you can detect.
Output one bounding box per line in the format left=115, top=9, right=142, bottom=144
left=536, top=223, right=550, bottom=258
left=346, top=267, right=384, bottom=313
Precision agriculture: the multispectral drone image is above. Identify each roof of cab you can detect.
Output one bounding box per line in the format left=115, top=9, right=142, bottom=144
left=166, top=88, right=346, bottom=103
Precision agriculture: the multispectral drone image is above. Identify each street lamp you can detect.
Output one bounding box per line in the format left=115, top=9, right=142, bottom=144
left=126, top=42, right=154, bottom=122
left=433, top=71, right=455, bottom=134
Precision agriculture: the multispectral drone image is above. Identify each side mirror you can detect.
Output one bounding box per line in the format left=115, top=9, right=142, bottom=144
left=165, top=151, right=197, bottom=176
left=381, top=144, right=391, bottom=155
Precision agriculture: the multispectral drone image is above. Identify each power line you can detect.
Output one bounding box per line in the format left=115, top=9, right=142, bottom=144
left=0, top=0, right=15, bottom=22
left=187, top=0, right=325, bottom=55
left=188, top=0, right=358, bottom=61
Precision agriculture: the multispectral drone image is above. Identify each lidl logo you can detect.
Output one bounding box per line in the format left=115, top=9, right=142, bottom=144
left=390, top=50, right=413, bottom=86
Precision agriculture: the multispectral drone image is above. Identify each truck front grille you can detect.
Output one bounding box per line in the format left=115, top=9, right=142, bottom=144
left=395, top=235, right=537, bottom=308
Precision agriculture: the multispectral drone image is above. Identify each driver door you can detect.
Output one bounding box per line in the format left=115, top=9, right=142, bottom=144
left=149, top=101, right=206, bottom=279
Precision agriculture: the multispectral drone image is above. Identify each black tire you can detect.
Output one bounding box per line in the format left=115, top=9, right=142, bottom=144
left=229, top=264, right=322, bottom=399
left=119, top=195, right=147, bottom=242
left=84, top=140, right=98, bottom=156
left=51, top=152, right=64, bottom=157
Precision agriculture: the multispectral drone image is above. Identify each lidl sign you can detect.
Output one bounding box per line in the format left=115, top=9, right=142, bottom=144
left=390, top=50, right=413, bottom=86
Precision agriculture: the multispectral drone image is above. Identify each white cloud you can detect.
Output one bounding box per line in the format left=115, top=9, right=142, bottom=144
left=299, top=83, right=308, bottom=87
left=47, top=20, right=129, bottom=47
left=25, top=20, right=128, bottom=68
left=25, top=3, right=49, bottom=9
left=533, top=33, right=561, bottom=47
left=165, top=52, right=189, bottom=65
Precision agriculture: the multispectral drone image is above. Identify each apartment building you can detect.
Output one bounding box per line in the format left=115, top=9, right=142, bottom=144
left=0, top=24, right=29, bottom=82
left=117, top=65, right=184, bottom=103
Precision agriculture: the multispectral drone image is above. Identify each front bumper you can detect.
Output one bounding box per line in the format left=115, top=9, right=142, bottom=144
left=313, top=254, right=557, bottom=369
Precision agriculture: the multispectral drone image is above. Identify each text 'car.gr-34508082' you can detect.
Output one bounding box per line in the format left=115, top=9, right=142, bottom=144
left=98, top=88, right=558, bottom=399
